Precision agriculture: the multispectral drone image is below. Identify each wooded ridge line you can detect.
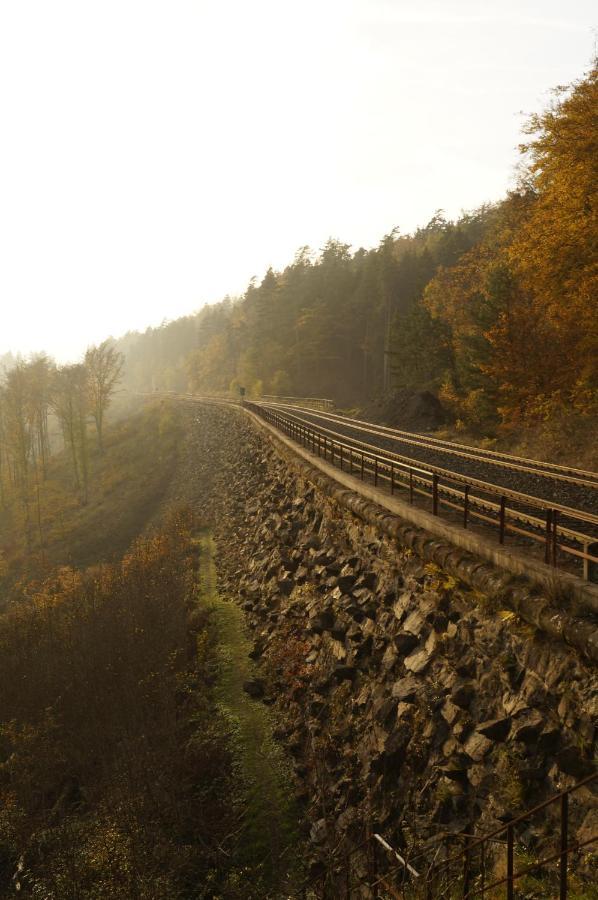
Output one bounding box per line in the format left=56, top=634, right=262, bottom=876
left=114, top=65, right=597, bottom=467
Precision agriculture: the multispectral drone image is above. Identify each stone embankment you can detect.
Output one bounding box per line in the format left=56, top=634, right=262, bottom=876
left=168, top=401, right=597, bottom=892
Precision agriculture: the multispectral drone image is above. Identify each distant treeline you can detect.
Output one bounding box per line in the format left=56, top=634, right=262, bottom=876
left=0, top=342, right=123, bottom=519
left=49, top=66, right=596, bottom=435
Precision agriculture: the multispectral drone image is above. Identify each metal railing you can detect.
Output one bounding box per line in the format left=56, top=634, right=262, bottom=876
left=261, top=394, right=335, bottom=411
left=244, top=401, right=598, bottom=582
left=407, top=771, right=597, bottom=899
left=303, top=773, right=597, bottom=898
left=262, top=404, right=598, bottom=489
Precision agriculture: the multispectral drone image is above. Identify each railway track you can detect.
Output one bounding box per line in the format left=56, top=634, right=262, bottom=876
left=144, top=392, right=598, bottom=581
left=257, top=402, right=598, bottom=517
left=251, top=400, right=598, bottom=581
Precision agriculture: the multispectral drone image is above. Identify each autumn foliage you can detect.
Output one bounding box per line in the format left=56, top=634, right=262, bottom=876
left=115, top=65, right=596, bottom=456
left=425, top=65, right=597, bottom=431
left=0, top=511, right=234, bottom=898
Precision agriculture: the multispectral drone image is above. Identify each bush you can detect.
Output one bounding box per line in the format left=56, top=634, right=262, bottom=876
left=0, top=510, right=234, bottom=898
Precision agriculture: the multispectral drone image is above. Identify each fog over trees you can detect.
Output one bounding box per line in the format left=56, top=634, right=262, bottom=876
left=113, top=65, right=597, bottom=438
left=0, top=341, right=124, bottom=524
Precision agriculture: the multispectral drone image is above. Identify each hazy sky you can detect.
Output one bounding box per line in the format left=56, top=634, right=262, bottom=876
left=1, top=0, right=595, bottom=361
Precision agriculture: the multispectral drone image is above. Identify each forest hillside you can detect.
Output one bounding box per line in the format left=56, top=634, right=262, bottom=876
left=114, top=65, right=597, bottom=462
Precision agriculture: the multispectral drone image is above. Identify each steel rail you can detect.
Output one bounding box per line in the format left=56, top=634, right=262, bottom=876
left=336, top=452, right=598, bottom=571
left=246, top=402, right=598, bottom=578
left=340, top=441, right=589, bottom=539
left=256, top=404, right=598, bottom=527
left=143, top=393, right=598, bottom=575
left=261, top=394, right=334, bottom=411
left=427, top=771, right=597, bottom=876
left=425, top=772, right=598, bottom=900
left=371, top=463, right=592, bottom=549
left=345, top=451, right=590, bottom=559
left=260, top=402, right=598, bottom=488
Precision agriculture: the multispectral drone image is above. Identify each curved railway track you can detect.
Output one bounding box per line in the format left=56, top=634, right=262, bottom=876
left=252, top=400, right=598, bottom=581
left=145, top=392, right=598, bottom=580
left=258, top=402, right=598, bottom=518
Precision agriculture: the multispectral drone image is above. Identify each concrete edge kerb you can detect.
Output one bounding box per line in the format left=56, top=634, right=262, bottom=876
left=237, top=406, right=598, bottom=665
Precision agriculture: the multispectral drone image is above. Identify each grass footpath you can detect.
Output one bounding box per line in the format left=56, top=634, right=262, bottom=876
left=196, top=531, right=303, bottom=899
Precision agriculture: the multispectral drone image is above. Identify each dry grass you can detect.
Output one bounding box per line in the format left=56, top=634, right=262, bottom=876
left=0, top=400, right=183, bottom=604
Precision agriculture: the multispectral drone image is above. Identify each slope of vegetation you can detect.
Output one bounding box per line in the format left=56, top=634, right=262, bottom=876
left=116, top=64, right=597, bottom=461
left=197, top=532, right=301, bottom=897
left=0, top=402, right=304, bottom=899
left=0, top=509, right=237, bottom=899
left=0, top=399, right=183, bottom=604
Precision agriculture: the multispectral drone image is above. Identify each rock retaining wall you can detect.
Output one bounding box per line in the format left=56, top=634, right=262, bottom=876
left=174, top=402, right=597, bottom=892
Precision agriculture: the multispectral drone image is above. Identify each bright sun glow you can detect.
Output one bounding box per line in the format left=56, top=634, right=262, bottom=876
left=0, top=0, right=595, bottom=361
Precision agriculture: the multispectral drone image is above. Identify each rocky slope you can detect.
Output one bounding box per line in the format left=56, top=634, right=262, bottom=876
left=166, top=401, right=597, bottom=895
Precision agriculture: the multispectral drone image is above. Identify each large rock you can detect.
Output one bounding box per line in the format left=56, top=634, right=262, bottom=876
left=441, top=699, right=461, bottom=727
left=404, top=647, right=433, bottom=674
left=394, top=632, right=419, bottom=655
left=463, top=732, right=493, bottom=762
left=510, top=710, right=545, bottom=744
left=309, top=608, right=335, bottom=634
left=451, top=681, right=476, bottom=709
left=277, top=577, right=295, bottom=596
left=477, top=717, right=512, bottom=742
left=333, top=664, right=357, bottom=682
left=556, top=746, right=594, bottom=778
left=359, top=389, right=446, bottom=431
left=403, top=609, right=428, bottom=637
left=392, top=676, right=421, bottom=703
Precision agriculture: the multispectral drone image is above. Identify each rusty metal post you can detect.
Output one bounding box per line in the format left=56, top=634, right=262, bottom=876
left=346, top=851, right=350, bottom=899
left=506, top=824, right=514, bottom=900
left=409, top=469, right=414, bottom=504
left=462, top=825, right=472, bottom=898
left=390, top=464, right=395, bottom=494
left=480, top=839, right=485, bottom=894
left=499, top=497, right=506, bottom=544
left=463, top=485, right=469, bottom=529
left=374, top=457, right=378, bottom=487
left=331, top=442, right=335, bottom=465
left=432, top=474, right=439, bottom=516
left=545, top=509, right=553, bottom=564
left=552, top=510, right=559, bottom=567
left=560, top=792, right=568, bottom=900
left=361, top=453, right=364, bottom=480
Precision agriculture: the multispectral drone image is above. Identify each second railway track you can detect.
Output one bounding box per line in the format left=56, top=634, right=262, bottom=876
left=258, top=402, right=598, bottom=519
left=146, top=392, right=598, bottom=580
